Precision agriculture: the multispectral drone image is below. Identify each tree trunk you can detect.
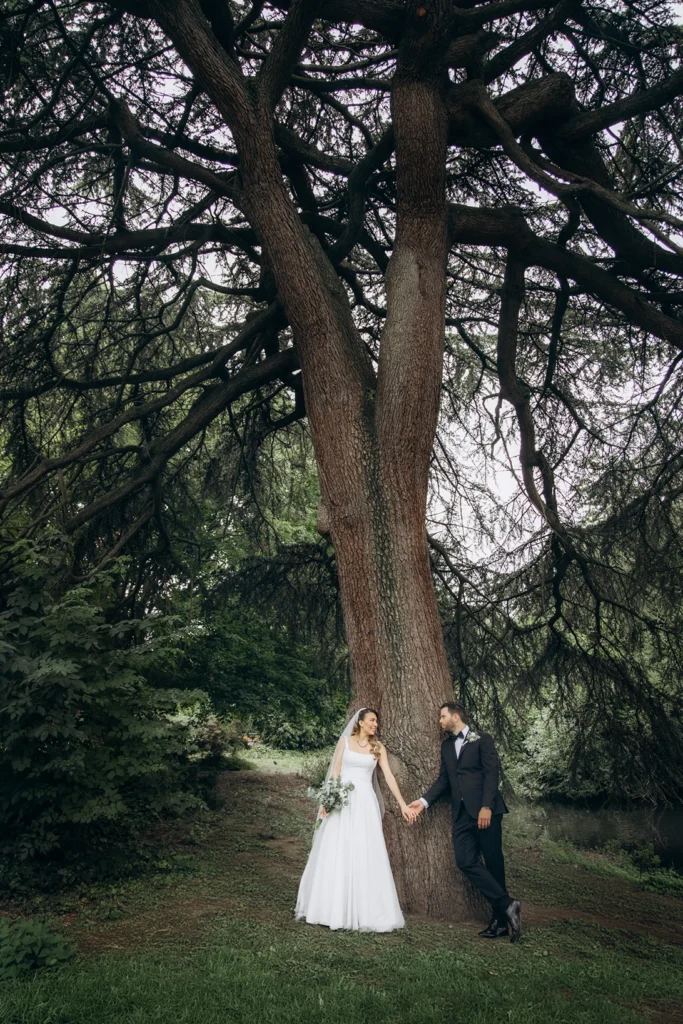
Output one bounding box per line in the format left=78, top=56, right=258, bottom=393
left=151, top=0, right=486, bottom=920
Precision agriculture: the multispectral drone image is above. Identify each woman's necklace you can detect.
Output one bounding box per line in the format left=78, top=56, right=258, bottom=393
left=357, top=737, right=370, bottom=748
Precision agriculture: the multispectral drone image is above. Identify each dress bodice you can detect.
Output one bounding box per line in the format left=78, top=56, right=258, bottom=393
left=340, top=740, right=377, bottom=787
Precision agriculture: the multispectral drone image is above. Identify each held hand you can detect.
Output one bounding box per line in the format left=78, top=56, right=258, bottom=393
left=407, top=800, right=425, bottom=819
left=478, top=807, right=492, bottom=830
left=401, top=805, right=415, bottom=823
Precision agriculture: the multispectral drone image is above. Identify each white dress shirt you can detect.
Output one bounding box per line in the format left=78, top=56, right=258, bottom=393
left=420, top=725, right=469, bottom=809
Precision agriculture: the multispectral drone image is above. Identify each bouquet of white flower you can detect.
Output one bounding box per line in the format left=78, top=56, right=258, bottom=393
left=308, top=777, right=355, bottom=827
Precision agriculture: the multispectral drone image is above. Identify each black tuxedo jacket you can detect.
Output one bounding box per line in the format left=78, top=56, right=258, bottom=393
left=422, top=731, right=508, bottom=820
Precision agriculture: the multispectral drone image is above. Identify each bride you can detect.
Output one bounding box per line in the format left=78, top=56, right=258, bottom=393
left=295, top=707, right=413, bottom=932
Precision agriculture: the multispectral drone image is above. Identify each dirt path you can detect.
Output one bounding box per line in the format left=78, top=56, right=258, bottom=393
left=523, top=901, right=683, bottom=945
left=53, top=766, right=683, bottom=954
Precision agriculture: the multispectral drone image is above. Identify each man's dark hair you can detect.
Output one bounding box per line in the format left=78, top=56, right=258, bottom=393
left=440, top=702, right=469, bottom=724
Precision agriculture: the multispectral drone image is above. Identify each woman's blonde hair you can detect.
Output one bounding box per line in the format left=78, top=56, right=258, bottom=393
left=351, top=707, right=381, bottom=759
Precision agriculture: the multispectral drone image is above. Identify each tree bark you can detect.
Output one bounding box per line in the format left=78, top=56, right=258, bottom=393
left=367, top=6, right=483, bottom=919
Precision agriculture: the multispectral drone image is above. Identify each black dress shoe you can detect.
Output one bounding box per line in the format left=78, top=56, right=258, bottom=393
left=504, top=899, right=522, bottom=943
left=478, top=920, right=509, bottom=939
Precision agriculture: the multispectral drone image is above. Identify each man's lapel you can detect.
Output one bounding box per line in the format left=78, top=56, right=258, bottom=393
left=457, top=736, right=475, bottom=762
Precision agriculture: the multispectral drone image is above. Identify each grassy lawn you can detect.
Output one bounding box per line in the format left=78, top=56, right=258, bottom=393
left=1, top=748, right=682, bottom=1024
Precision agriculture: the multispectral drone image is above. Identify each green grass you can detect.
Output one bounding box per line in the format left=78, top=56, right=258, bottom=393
left=506, top=804, right=683, bottom=901
left=1, top=915, right=681, bottom=1024
left=1, top=749, right=682, bottom=1024
left=241, top=744, right=319, bottom=774
left=536, top=836, right=683, bottom=896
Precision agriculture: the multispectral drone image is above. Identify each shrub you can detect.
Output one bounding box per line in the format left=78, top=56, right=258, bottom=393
left=503, top=706, right=680, bottom=803
left=192, top=716, right=245, bottom=768
left=0, top=537, right=207, bottom=885
left=629, top=842, right=661, bottom=874
left=256, top=711, right=341, bottom=750
left=0, top=919, right=73, bottom=979
left=505, top=709, right=615, bottom=801
left=161, top=607, right=346, bottom=749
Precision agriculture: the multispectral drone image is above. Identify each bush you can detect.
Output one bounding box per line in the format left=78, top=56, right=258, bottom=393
left=629, top=842, right=661, bottom=874
left=0, top=537, right=207, bottom=885
left=503, top=706, right=679, bottom=803
left=0, top=919, right=73, bottom=979
left=163, top=607, right=346, bottom=749
left=504, top=709, right=614, bottom=801
left=256, top=711, right=342, bottom=751
left=192, top=716, right=246, bottom=768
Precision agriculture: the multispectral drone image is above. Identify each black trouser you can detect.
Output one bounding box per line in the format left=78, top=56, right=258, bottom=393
left=452, top=802, right=510, bottom=918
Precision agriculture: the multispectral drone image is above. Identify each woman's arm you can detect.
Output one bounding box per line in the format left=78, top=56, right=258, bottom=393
left=319, top=737, right=346, bottom=818
left=378, top=744, right=413, bottom=821
left=331, top=737, right=345, bottom=780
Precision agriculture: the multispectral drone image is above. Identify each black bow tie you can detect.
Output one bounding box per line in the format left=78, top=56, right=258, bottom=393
left=453, top=731, right=465, bottom=740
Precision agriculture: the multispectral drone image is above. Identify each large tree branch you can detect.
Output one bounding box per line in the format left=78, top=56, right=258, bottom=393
left=327, top=128, right=395, bottom=264
left=447, top=72, right=683, bottom=276
left=0, top=113, right=109, bottom=153
left=0, top=314, right=272, bottom=401
left=63, top=346, right=299, bottom=532
left=456, top=0, right=562, bottom=33
left=558, top=68, right=683, bottom=143
left=465, top=82, right=683, bottom=234
left=110, top=98, right=239, bottom=200
left=0, top=115, right=239, bottom=168
left=257, top=0, right=320, bottom=112
left=537, top=128, right=683, bottom=277
left=0, top=207, right=258, bottom=260
left=496, top=256, right=554, bottom=525
left=274, top=123, right=354, bottom=174
left=447, top=72, right=576, bottom=147
left=0, top=303, right=283, bottom=506
left=271, top=0, right=556, bottom=38
left=448, top=204, right=683, bottom=351
left=483, top=0, right=583, bottom=84
left=271, top=0, right=407, bottom=38
left=149, top=0, right=254, bottom=139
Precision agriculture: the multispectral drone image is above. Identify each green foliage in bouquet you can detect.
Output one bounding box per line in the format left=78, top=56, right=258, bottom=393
left=307, top=777, right=355, bottom=827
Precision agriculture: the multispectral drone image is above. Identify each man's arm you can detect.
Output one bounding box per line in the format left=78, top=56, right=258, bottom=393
left=479, top=733, right=500, bottom=810
left=409, top=745, right=450, bottom=816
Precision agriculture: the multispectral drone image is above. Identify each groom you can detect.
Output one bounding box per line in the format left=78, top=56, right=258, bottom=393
left=408, top=702, right=521, bottom=942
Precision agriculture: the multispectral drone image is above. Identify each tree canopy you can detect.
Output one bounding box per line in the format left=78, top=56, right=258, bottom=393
left=2, top=0, right=683, bottom=810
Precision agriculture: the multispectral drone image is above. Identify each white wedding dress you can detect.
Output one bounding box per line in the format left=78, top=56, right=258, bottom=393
left=295, top=736, right=405, bottom=932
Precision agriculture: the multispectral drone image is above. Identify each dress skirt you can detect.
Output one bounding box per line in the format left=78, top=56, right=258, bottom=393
left=295, top=748, right=405, bottom=932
